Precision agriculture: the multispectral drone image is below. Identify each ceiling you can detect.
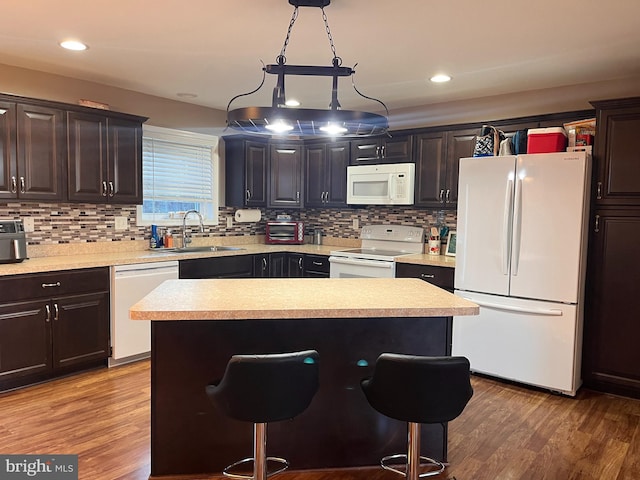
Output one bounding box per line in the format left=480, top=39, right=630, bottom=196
left=2, top=0, right=640, bottom=115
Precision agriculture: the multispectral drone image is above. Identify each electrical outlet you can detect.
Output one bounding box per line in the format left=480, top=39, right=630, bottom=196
left=115, top=216, right=128, bottom=231
left=353, top=218, right=359, bottom=230
left=227, top=216, right=233, bottom=228
left=23, top=217, right=35, bottom=233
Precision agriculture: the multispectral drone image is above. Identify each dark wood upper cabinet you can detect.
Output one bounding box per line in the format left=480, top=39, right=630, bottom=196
left=305, top=140, right=349, bottom=207
left=67, top=111, right=142, bottom=204
left=224, top=137, right=268, bottom=207
left=0, top=103, right=66, bottom=201
left=414, top=128, right=476, bottom=208
left=350, top=135, right=413, bottom=165
left=591, top=98, right=640, bottom=206
left=269, top=143, right=303, bottom=208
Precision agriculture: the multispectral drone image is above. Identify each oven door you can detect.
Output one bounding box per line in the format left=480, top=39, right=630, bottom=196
left=328, top=256, right=396, bottom=278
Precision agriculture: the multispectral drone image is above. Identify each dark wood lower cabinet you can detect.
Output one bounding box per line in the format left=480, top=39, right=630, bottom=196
left=304, top=254, right=330, bottom=278
left=0, top=267, right=110, bottom=391
left=396, top=262, right=454, bottom=292
left=179, top=255, right=254, bottom=279
left=583, top=210, right=640, bottom=398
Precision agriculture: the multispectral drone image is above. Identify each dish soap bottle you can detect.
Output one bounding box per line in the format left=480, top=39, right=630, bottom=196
left=164, top=229, right=174, bottom=248
left=150, top=224, right=160, bottom=249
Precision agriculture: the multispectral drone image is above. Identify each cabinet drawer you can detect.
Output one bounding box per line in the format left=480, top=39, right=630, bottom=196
left=395, top=263, right=454, bottom=290
left=0, top=267, right=109, bottom=302
left=304, top=254, right=330, bottom=274
left=180, top=255, right=254, bottom=279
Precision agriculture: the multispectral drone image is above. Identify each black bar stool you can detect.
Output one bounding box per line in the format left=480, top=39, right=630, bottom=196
left=206, top=350, right=319, bottom=480
left=361, top=354, right=473, bottom=480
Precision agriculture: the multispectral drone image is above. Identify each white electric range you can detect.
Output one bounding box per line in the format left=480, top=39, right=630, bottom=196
left=329, top=225, right=425, bottom=278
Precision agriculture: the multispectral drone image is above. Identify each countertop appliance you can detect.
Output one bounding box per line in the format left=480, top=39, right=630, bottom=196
left=265, top=220, right=305, bottom=245
left=0, top=220, right=27, bottom=263
left=329, top=224, right=424, bottom=278
left=110, top=261, right=179, bottom=366
left=453, top=152, right=591, bottom=396
left=346, top=163, right=415, bottom=205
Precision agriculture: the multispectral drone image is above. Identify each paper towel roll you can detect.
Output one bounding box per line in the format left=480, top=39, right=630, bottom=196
left=234, top=209, right=261, bottom=223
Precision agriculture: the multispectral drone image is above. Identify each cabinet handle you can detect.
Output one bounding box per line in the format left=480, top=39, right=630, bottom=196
left=246, top=190, right=251, bottom=202
left=298, top=258, right=303, bottom=269
left=10, top=176, right=17, bottom=194
left=420, top=274, right=436, bottom=279
left=53, top=303, right=59, bottom=322
left=375, top=146, right=380, bottom=158
left=45, top=304, right=51, bottom=322
left=445, top=189, right=451, bottom=203
left=381, top=145, right=386, bottom=158
left=296, top=191, right=300, bottom=201
left=262, top=257, right=267, bottom=271
left=439, top=189, right=445, bottom=203
left=594, top=214, right=600, bottom=233
left=313, top=261, right=323, bottom=266
left=19, top=176, right=25, bottom=194
left=596, top=181, right=602, bottom=200
left=108, top=181, right=115, bottom=197
left=102, top=181, right=108, bottom=197
left=41, top=282, right=61, bottom=288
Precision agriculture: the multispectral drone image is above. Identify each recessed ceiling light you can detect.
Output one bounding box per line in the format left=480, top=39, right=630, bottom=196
left=285, top=99, right=301, bottom=107
left=59, top=40, right=88, bottom=51
left=177, top=93, right=198, bottom=99
left=430, top=74, right=451, bottom=83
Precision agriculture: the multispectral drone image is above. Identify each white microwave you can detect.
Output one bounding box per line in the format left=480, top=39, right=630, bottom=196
left=346, top=163, right=415, bottom=205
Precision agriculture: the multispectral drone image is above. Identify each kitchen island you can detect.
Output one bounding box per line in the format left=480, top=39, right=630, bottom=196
left=130, top=278, right=478, bottom=479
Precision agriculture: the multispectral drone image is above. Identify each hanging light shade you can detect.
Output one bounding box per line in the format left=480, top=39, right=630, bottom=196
left=226, top=0, right=389, bottom=137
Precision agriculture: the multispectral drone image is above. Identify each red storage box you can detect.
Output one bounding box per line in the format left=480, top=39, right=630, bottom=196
left=527, top=127, right=567, bottom=153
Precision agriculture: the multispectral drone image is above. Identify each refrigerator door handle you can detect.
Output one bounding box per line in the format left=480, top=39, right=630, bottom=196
left=459, top=297, right=563, bottom=316
left=511, top=176, right=523, bottom=276
left=501, top=179, right=514, bottom=275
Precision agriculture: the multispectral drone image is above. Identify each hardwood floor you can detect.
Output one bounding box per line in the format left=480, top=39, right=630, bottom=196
left=1, top=360, right=639, bottom=480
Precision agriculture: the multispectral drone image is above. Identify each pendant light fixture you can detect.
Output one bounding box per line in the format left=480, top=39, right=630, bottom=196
left=226, top=0, right=389, bottom=137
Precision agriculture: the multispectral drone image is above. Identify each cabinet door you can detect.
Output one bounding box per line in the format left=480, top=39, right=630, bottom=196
left=304, top=143, right=326, bottom=207
left=414, top=132, right=447, bottom=206
left=583, top=211, right=640, bottom=397
left=382, top=135, right=413, bottom=163
left=67, top=111, right=108, bottom=202
left=269, top=144, right=303, bottom=208
left=253, top=254, right=270, bottom=278
left=287, top=254, right=305, bottom=278
left=52, top=292, right=110, bottom=369
left=0, top=300, right=51, bottom=382
left=593, top=103, right=640, bottom=206
left=444, top=128, right=477, bottom=206
left=269, top=252, right=287, bottom=278
left=325, top=141, right=349, bottom=206
left=0, top=101, right=17, bottom=199
left=16, top=104, right=66, bottom=201
left=350, top=139, right=380, bottom=164
left=245, top=141, right=268, bottom=206
left=108, top=117, right=142, bottom=204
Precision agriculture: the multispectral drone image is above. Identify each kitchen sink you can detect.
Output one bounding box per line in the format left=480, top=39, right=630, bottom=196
left=148, top=246, right=245, bottom=254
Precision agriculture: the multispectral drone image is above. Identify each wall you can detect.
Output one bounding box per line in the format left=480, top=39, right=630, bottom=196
left=0, top=202, right=456, bottom=247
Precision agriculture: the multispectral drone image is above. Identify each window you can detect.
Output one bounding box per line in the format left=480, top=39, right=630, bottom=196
left=137, top=125, right=219, bottom=226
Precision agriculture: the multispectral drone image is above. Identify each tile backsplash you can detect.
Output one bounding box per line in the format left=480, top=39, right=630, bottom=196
left=0, top=202, right=456, bottom=246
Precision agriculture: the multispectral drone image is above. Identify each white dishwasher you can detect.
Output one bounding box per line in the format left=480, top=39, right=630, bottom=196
left=110, top=261, right=179, bottom=366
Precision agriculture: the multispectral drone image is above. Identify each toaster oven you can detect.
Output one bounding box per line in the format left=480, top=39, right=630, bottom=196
left=265, top=221, right=305, bottom=245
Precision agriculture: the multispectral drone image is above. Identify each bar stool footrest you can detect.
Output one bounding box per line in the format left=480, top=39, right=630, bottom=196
left=381, top=453, right=446, bottom=478
left=222, top=456, right=289, bottom=479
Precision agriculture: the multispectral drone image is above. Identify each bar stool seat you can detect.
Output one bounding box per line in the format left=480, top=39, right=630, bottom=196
left=206, top=350, right=319, bottom=480
left=361, top=354, right=473, bottom=480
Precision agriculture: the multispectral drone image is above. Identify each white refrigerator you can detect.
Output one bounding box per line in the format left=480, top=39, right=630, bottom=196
left=453, top=152, right=591, bottom=396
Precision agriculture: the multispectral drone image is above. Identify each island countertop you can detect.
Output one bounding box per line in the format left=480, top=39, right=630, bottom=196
left=130, top=277, right=478, bottom=321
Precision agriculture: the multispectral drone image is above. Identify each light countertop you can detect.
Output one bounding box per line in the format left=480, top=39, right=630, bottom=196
left=0, top=241, right=455, bottom=276
left=129, top=277, right=476, bottom=321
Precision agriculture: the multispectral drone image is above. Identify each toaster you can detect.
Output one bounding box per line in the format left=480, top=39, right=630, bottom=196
left=0, top=220, right=28, bottom=263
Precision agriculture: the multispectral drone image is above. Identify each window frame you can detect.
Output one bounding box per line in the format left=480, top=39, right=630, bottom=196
left=136, top=125, right=220, bottom=227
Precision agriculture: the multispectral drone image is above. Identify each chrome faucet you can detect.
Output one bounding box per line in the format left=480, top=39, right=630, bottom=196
left=182, top=210, right=204, bottom=247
